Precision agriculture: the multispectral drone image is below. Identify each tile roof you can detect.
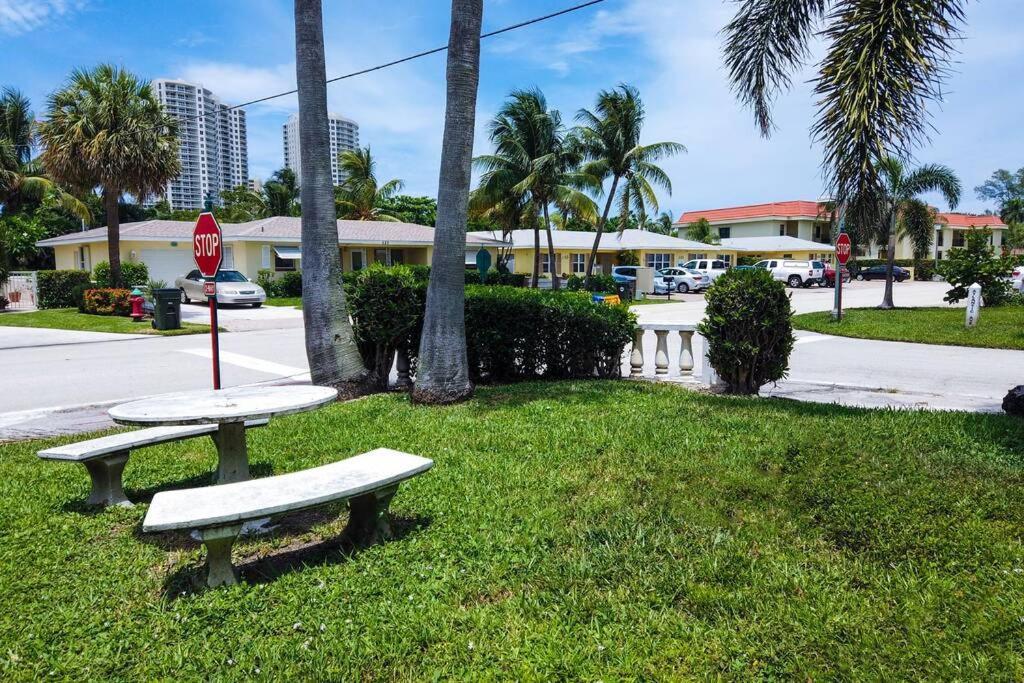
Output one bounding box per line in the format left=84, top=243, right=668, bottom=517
left=677, top=201, right=825, bottom=225
left=936, top=212, right=1006, bottom=228
left=466, top=229, right=722, bottom=252
left=37, top=217, right=504, bottom=247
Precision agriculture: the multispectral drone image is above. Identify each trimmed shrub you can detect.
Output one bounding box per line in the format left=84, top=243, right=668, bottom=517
left=37, top=270, right=91, bottom=309
left=82, top=288, right=132, bottom=316
left=94, top=261, right=149, bottom=287
left=939, top=229, right=1016, bottom=306
left=277, top=271, right=303, bottom=297
left=699, top=268, right=794, bottom=395
left=255, top=269, right=278, bottom=297
left=343, top=266, right=636, bottom=387
left=71, top=282, right=92, bottom=312
left=345, top=264, right=426, bottom=391
left=464, top=269, right=527, bottom=287
left=567, top=273, right=617, bottom=293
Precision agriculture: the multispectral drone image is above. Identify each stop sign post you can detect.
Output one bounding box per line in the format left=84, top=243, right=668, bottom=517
left=193, top=212, right=223, bottom=389
left=832, top=232, right=851, bottom=321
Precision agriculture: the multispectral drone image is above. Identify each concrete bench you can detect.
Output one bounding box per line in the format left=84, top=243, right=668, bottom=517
left=142, top=448, right=433, bottom=587
left=37, top=420, right=269, bottom=508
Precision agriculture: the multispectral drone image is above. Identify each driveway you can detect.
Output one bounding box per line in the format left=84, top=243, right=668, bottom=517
left=178, top=301, right=303, bottom=332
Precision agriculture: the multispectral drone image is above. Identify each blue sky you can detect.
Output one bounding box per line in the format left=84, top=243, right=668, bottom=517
left=4, top=0, right=1022, bottom=217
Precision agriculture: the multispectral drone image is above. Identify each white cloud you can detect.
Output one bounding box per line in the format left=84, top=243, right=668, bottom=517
left=0, top=0, right=86, bottom=35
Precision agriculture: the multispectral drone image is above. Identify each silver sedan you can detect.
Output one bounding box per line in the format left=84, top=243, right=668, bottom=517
left=175, top=269, right=267, bottom=307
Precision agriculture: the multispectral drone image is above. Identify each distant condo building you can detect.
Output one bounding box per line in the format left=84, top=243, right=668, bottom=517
left=282, top=112, right=359, bottom=186
left=152, top=79, right=248, bottom=210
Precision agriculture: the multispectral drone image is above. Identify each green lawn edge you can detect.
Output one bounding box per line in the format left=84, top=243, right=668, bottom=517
left=0, top=308, right=211, bottom=336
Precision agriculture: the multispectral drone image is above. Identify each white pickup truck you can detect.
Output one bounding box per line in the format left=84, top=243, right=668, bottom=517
left=753, top=259, right=825, bottom=288
left=680, top=258, right=729, bottom=281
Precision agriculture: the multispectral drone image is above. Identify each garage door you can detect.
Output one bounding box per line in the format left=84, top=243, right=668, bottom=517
left=140, top=249, right=195, bottom=284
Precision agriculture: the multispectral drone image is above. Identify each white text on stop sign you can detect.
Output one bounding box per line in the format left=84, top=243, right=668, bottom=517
left=194, top=232, right=220, bottom=257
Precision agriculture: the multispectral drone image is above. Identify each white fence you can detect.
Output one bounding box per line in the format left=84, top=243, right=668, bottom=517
left=1, top=271, right=38, bottom=311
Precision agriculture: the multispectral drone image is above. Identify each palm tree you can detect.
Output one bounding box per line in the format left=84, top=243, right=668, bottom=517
left=684, top=217, right=718, bottom=244
left=263, top=168, right=300, bottom=217
left=412, top=0, right=483, bottom=405
left=476, top=89, right=598, bottom=289
left=867, top=156, right=960, bottom=308
left=722, top=0, right=966, bottom=248
left=469, top=184, right=530, bottom=271
left=39, top=66, right=179, bottom=287
left=334, top=148, right=403, bottom=221
left=293, top=0, right=366, bottom=391
left=576, top=85, right=684, bottom=280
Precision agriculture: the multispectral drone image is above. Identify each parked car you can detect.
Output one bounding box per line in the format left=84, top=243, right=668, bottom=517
left=1011, top=264, right=1023, bottom=293
left=819, top=263, right=851, bottom=287
left=656, top=267, right=709, bottom=294
left=610, top=265, right=637, bottom=283
left=752, top=259, right=825, bottom=288
left=176, top=269, right=267, bottom=307
left=680, top=258, right=729, bottom=281
left=856, top=265, right=910, bottom=282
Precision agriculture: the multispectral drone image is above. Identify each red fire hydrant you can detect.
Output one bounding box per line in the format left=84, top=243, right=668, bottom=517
left=130, top=288, right=145, bottom=322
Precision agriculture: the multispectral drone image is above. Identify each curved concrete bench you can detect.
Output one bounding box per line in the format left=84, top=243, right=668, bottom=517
left=143, top=448, right=433, bottom=587
left=38, top=420, right=268, bottom=507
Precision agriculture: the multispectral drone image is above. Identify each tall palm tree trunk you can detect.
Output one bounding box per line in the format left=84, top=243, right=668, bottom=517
left=294, top=0, right=366, bottom=392
left=103, top=189, right=122, bottom=287
left=531, top=208, right=541, bottom=288
left=542, top=202, right=559, bottom=290
left=412, top=0, right=482, bottom=405
left=879, top=209, right=899, bottom=310
left=584, top=174, right=620, bottom=281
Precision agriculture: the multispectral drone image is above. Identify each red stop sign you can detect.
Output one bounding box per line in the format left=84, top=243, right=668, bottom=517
left=193, top=212, right=223, bottom=277
left=835, top=232, right=852, bottom=265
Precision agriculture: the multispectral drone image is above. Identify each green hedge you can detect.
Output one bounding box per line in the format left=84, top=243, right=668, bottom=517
left=464, top=269, right=527, bottom=287
left=256, top=270, right=303, bottom=298
left=93, top=261, right=149, bottom=288
left=344, top=266, right=635, bottom=386
left=37, top=270, right=91, bottom=309
left=566, top=273, right=617, bottom=294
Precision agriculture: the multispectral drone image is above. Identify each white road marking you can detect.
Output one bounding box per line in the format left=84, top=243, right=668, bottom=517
left=179, top=348, right=309, bottom=379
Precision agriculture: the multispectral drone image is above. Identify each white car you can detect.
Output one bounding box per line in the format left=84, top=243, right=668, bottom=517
left=1012, top=264, right=1024, bottom=293
left=680, top=258, right=729, bottom=281
left=656, top=267, right=709, bottom=294
left=175, top=269, right=267, bottom=307
left=753, top=259, right=824, bottom=288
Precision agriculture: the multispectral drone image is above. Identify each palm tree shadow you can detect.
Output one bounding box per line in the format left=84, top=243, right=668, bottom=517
left=159, top=513, right=431, bottom=598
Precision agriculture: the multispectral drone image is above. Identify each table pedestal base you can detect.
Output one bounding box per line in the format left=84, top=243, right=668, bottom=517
left=211, top=422, right=249, bottom=484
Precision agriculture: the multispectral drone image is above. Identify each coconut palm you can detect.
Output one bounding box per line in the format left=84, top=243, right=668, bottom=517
left=867, top=156, right=960, bottom=308
left=412, top=0, right=483, bottom=405
left=293, top=0, right=366, bottom=391
left=39, top=66, right=179, bottom=287
left=0, top=88, right=33, bottom=167
left=576, top=85, right=685, bottom=280
left=722, top=0, right=966, bottom=238
left=684, top=216, right=718, bottom=244
left=476, top=89, right=598, bottom=289
left=469, top=184, right=530, bottom=271
left=263, top=168, right=300, bottom=217
left=334, top=147, right=403, bottom=221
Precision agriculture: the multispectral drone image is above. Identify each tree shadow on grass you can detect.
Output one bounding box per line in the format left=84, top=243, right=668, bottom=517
left=158, top=513, right=431, bottom=598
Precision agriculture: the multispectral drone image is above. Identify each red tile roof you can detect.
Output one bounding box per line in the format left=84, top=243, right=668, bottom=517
left=677, top=201, right=824, bottom=225
left=936, top=212, right=1006, bottom=228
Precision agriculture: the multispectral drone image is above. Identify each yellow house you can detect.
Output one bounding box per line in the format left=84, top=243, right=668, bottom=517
left=466, top=229, right=738, bottom=279
left=37, top=217, right=503, bottom=284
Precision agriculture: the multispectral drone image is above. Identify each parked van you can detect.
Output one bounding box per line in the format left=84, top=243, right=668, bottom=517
left=753, top=259, right=824, bottom=288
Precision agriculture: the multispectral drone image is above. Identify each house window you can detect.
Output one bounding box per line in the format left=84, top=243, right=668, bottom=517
left=541, top=253, right=552, bottom=274
left=275, top=247, right=296, bottom=272
left=390, top=249, right=404, bottom=265
left=952, top=232, right=965, bottom=248
left=937, top=250, right=943, bottom=260
left=937, top=232, right=944, bottom=246
left=571, top=253, right=586, bottom=273
left=779, top=224, right=786, bottom=236
left=76, top=246, right=90, bottom=270
left=718, top=227, right=731, bottom=239
left=351, top=249, right=365, bottom=271
left=717, top=254, right=732, bottom=265
left=645, top=253, right=672, bottom=270
left=783, top=254, right=793, bottom=259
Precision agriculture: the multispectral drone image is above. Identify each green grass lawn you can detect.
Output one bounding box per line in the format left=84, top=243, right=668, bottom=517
left=3, top=381, right=1024, bottom=679
left=264, top=297, right=302, bottom=309
left=793, top=306, right=1024, bottom=350
left=0, top=308, right=211, bottom=336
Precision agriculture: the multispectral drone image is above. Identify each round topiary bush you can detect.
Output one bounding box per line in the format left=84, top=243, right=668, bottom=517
left=698, top=268, right=795, bottom=395
left=1004, top=385, right=1024, bottom=417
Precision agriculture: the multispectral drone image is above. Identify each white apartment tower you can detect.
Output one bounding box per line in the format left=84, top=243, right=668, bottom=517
left=153, top=79, right=248, bottom=210
left=282, top=112, right=360, bottom=185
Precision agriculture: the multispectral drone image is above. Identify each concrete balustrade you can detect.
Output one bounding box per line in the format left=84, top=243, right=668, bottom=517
left=631, top=322, right=723, bottom=388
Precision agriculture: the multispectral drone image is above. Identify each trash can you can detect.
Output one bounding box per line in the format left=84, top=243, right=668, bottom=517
left=151, top=288, right=182, bottom=330
left=615, top=281, right=634, bottom=301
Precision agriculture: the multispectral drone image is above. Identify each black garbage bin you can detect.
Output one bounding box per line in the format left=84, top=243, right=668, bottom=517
left=615, top=281, right=634, bottom=301
left=151, top=288, right=182, bottom=330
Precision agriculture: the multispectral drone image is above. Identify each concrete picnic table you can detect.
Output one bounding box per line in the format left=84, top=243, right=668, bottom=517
left=108, top=385, right=338, bottom=484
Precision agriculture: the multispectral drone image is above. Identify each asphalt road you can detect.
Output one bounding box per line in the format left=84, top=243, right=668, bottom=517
left=0, top=280, right=1020, bottom=438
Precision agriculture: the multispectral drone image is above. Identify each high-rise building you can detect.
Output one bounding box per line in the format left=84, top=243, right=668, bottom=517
left=282, top=112, right=359, bottom=186
left=152, top=79, right=248, bottom=210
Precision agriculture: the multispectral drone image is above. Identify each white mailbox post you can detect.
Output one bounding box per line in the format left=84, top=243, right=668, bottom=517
left=965, top=282, right=983, bottom=328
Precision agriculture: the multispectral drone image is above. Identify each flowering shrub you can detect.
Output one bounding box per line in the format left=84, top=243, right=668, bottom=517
left=82, top=288, right=132, bottom=316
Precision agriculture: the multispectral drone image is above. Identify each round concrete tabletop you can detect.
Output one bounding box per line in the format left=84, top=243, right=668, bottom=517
left=109, top=385, right=338, bottom=426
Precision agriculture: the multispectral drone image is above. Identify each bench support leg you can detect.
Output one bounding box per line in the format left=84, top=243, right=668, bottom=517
left=83, top=451, right=132, bottom=507
left=199, top=524, right=242, bottom=587
left=211, top=422, right=249, bottom=484
left=345, top=485, right=398, bottom=547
